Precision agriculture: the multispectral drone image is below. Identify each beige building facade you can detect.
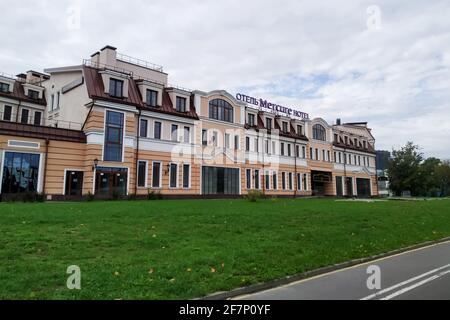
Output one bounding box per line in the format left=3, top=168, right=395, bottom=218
left=0, top=46, right=378, bottom=200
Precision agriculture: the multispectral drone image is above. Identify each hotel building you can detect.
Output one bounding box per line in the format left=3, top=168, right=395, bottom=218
left=0, top=46, right=378, bottom=200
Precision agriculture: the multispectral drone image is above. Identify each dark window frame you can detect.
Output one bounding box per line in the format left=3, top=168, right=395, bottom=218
left=209, top=99, right=234, bottom=123
left=137, top=161, right=147, bottom=187
left=3, top=105, right=12, bottom=121
left=104, top=110, right=124, bottom=162
left=109, top=78, right=124, bottom=98
left=154, top=121, right=162, bottom=140
left=140, top=119, right=148, bottom=138
left=313, top=124, right=326, bottom=141
left=146, top=89, right=158, bottom=107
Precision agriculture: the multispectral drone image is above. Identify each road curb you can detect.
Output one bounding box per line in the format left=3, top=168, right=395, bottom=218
left=200, top=236, right=450, bottom=300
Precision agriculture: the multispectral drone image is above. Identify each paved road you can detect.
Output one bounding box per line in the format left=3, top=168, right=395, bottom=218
left=236, top=241, right=450, bottom=300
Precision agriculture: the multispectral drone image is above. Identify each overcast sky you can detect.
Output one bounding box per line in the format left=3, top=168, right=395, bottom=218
left=2, top=0, right=450, bottom=158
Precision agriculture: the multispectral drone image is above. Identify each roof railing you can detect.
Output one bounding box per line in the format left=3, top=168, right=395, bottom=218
left=116, top=52, right=164, bottom=73
left=0, top=71, right=15, bottom=80
left=83, top=59, right=133, bottom=76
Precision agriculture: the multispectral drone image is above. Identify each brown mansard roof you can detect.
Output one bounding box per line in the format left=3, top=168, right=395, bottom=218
left=83, top=65, right=199, bottom=120
left=0, top=81, right=47, bottom=106
left=245, top=112, right=308, bottom=141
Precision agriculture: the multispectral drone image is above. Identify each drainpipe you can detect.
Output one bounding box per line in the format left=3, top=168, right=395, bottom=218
left=343, top=146, right=348, bottom=197
left=42, top=139, right=50, bottom=195
left=134, top=108, right=142, bottom=195
left=15, top=100, right=22, bottom=123
left=294, top=138, right=298, bottom=198
left=262, top=131, right=266, bottom=197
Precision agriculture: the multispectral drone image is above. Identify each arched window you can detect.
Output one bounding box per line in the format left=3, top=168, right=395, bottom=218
left=209, top=99, right=233, bottom=123
left=313, top=124, right=326, bottom=141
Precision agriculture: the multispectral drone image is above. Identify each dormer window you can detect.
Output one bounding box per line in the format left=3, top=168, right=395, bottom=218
left=354, top=138, right=358, bottom=146
left=146, top=89, right=158, bottom=107
left=0, top=82, right=9, bottom=93
left=176, top=96, right=187, bottom=112
left=28, top=89, right=39, bottom=100
left=109, top=78, right=124, bottom=98
left=266, top=118, right=272, bottom=130
left=363, top=141, right=367, bottom=149
left=209, top=99, right=233, bottom=123
left=248, top=113, right=255, bottom=126
left=334, top=134, right=338, bottom=142
left=297, top=125, right=303, bottom=135
left=282, top=121, right=288, bottom=133
left=312, top=124, right=326, bottom=141
left=344, top=136, right=348, bottom=145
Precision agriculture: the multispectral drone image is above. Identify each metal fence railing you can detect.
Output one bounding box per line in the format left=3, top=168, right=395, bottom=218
left=0, top=112, right=83, bottom=131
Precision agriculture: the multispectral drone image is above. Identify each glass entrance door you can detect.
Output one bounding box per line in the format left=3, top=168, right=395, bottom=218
left=202, top=166, right=239, bottom=195
left=95, top=167, right=128, bottom=196
left=65, top=171, right=84, bottom=196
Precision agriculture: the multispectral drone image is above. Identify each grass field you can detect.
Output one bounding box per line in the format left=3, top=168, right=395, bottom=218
left=1, top=198, right=450, bottom=300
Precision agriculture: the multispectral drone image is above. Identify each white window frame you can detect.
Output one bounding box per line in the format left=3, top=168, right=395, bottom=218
left=169, top=162, right=178, bottom=189
left=137, top=160, right=149, bottom=188
left=151, top=161, right=162, bottom=189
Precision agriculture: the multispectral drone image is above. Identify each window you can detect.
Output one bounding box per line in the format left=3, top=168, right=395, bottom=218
left=0, top=82, right=9, bottom=93
left=265, top=140, right=269, bottom=154
left=51, top=94, right=55, bottom=110
left=302, top=146, right=306, bottom=158
left=109, top=78, right=124, bottom=98
left=363, top=141, right=367, bottom=149
left=234, top=135, right=239, bottom=150
left=1, top=152, right=40, bottom=194
left=248, top=113, right=255, bottom=126
left=209, top=99, right=233, bottom=123
left=20, top=109, right=29, bottom=124
left=288, top=144, right=292, bottom=157
left=281, top=143, right=285, bottom=156
left=254, top=170, right=260, bottom=189
left=282, top=121, right=288, bottom=133
left=137, top=161, right=147, bottom=187
left=334, top=134, right=338, bottom=142
left=3, top=105, right=12, bottom=121
left=297, top=173, right=302, bottom=190
left=272, top=141, right=276, bottom=155
left=154, top=121, right=162, bottom=139
left=310, top=147, right=313, bottom=159
left=57, top=91, right=60, bottom=109
left=254, top=138, right=259, bottom=152
left=225, top=134, right=231, bottom=149
left=273, top=172, right=278, bottom=190
left=354, top=155, right=357, bottom=165
left=265, top=171, right=270, bottom=190
left=28, top=90, right=39, bottom=100
left=140, top=119, right=148, bottom=137
left=246, top=137, right=250, bottom=151
left=146, top=89, right=158, bottom=107
left=315, top=149, right=319, bottom=161
left=266, top=118, right=272, bottom=130
left=297, top=125, right=303, bottom=135
left=322, top=150, right=325, bottom=162
left=183, top=164, right=190, bottom=188
left=303, top=174, right=308, bottom=191
left=339, top=152, right=342, bottom=163
left=34, top=111, right=42, bottom=126
left=169, top=163, right=178, bottom=188
left=289, top=173, right=293, bottom=190
left=246, top=169, right=251, bottom=189
left=334, top=152, right=337, bottom=163
left=313, top=124, right=326, bottom=141
left=296, top=145, right=300, bottom=158
left=171, top=124, right=178, bottom=142
left=282, top=172, right=286, bottom=190
left=176, top=96, right=187, bottom=112
left=364, top=157, right=367, bottom=167
left=213, top=132, right=218, bottom=147
left=184, top=127, right=190, bottom=143
left=202, top=130, right=208, bottom=146
left=152, top=162, right=161, bottom=188
left=104, top=111, right=124, bottom=162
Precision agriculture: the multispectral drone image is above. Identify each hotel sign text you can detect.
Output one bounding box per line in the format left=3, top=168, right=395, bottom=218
left=236, top=93, right=309, bottom=120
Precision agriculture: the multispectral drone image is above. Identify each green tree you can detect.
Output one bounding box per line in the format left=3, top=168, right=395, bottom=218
left=435, top=161, right=450, bottom=197
left=387, top=142, right=423, bottom=196
left=417, top=157, right=441, bottom=196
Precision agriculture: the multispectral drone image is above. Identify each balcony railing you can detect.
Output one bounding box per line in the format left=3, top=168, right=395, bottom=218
left=116, top=52, right=164, bottom=73
left=0, top=112, right=83, bottom=131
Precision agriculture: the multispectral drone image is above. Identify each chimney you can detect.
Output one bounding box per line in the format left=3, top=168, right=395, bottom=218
left=99, top=45, right=117, bottom=67
left=336, top=118, right=341, bottom=125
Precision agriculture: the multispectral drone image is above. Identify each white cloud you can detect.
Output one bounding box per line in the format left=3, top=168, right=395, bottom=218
left=1, top=0, right=449, bottom=158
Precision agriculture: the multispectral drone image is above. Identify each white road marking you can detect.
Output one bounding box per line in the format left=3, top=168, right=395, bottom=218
left=361, top=264, right=450, bottom=300
left=381, top=269, right=450, bottom=300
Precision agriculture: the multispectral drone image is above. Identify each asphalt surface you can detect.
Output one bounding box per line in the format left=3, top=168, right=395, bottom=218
left=236, top=240, right=450, bottom=300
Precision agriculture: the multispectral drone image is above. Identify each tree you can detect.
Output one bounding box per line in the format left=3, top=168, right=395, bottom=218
left=387, top=142, right=423, bottom=196
left=435, top=161, right=450, bottom=197
left=417, top=157, right=441, bottom=196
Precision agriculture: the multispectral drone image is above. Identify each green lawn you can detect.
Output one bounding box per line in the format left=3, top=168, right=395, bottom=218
left=1, top=198, right=450, bottom=300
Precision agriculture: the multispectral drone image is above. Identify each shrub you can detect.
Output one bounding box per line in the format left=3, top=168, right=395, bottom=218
left=245, top=190, right=264, bottom=202
left=147, top=189, right=163, bottom=200
left=2, top=192, right=46, bottom=203
left=126, top=193, right=137, bottom=201
left=86, top=191, right=95, bottom=202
